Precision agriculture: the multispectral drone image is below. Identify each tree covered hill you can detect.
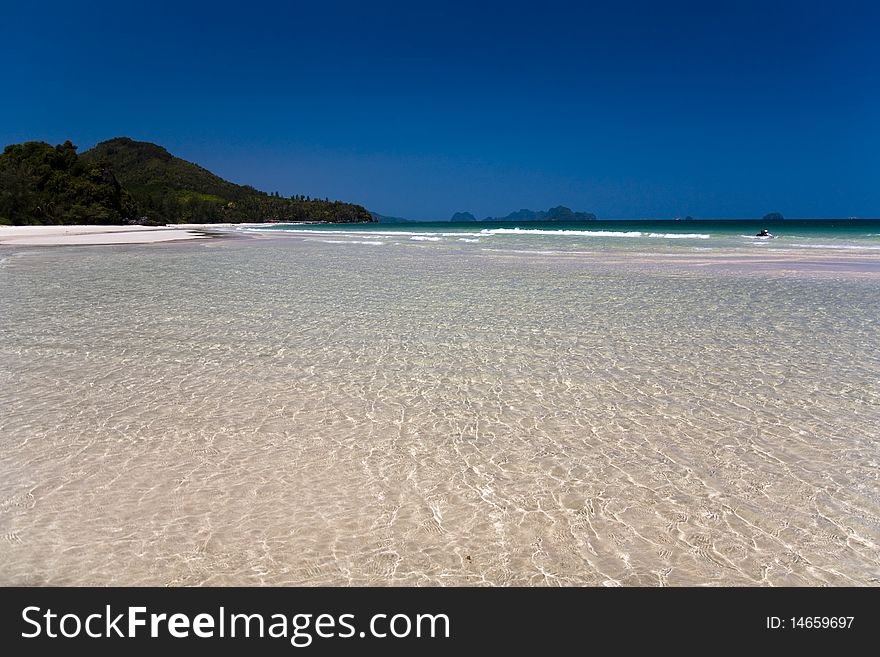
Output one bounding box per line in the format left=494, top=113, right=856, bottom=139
left=0, top=137, right=373, bottom=225
left=82, top=138, right=242, bottom=203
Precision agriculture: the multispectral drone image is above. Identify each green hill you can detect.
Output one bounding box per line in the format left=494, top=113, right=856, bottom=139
left=0, top=137, right=373, bottom=225
left=82, top=138, right=242, bottom=203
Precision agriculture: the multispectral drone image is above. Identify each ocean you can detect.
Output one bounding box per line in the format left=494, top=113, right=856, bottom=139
left=248, top=218, right=880, bottom=254
left=1, top=222, right=878, bottom=585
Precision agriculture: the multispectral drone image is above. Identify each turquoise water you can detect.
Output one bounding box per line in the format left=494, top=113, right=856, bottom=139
left=250, top=219, right=880, bottom=253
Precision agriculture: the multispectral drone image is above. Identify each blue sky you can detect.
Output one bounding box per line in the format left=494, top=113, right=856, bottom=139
left=2, top=0, right=878, bottom=219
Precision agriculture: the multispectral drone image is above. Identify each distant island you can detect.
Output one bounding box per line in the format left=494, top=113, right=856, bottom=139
left=368, top=206, right=598, bottom=224
left=0, top=138, right=374, bottom=225
left=762, top=212, right=784, bottom=221
left=452, top=206, right=597, bottom=222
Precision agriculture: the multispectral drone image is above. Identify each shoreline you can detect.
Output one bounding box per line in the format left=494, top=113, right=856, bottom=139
left=2, top=224, right=878, bottom=277
left=0, top=224, right=212, bottom=246
left=0, top=223, right=306, bottom=246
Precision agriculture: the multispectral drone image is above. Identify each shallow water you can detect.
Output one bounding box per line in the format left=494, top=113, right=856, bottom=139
left=252, top=218, right=880, bottom=255
left=1, top=237, right=878, bottom=585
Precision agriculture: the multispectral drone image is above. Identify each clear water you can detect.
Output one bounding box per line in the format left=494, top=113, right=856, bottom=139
left=1, top=235, right=878, bottom=585
left=251, top=219, right=880, bottom=254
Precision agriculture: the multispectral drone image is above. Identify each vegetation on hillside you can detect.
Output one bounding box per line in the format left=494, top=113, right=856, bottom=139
left=0, top=141, right=137, bottom=225
left=0, top=137, right=373, bottom=225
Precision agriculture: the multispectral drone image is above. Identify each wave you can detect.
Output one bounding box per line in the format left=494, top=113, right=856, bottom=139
left=480, top=228, right=710, bottom=239
left=789, top=243, right=880, bottom=251
left=647, top=233, right=711, bottom=239
left=481, top=248, right=596, bottom=256
left=480, top=228, right=642, bottom=237
left=481, top=248, right=568, bottom=255
left=257, top=226, right=715, bottom=240
left=319, top=240, right=385, bottom=246
left=256, top=228, right=484, bottom=238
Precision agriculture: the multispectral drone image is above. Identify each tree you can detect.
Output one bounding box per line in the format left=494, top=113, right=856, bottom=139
left=0, top=137, right=374, bottom=225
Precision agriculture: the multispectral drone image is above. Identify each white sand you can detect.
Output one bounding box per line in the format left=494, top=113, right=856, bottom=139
left=172, top=223, right=277, bottom=229
left=0, top=225, right=210, bottom=246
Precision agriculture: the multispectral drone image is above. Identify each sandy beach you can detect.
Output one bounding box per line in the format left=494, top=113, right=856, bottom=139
left=0, top=223, right=304, bottom=246
left=0, top=224, right=213, bottom=246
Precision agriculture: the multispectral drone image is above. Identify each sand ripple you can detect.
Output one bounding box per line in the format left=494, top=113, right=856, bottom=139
left=0, top=240, right=878, bottom=585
